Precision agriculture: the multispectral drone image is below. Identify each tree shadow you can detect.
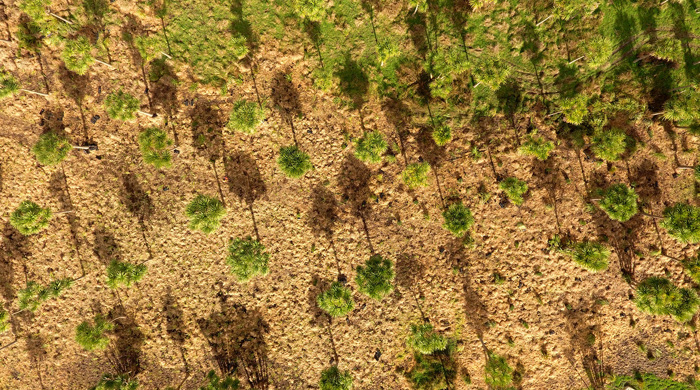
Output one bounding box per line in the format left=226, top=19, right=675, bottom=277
left=0, top=221, right=25, bottom=302
left=25, top=333, right=47, bottom=389
left=223, top=151, right=267, bottom=239
left=121, top=15, right=152, bottom=109
left=270, top=70, right=302, bottom=143
left=630, top=159, right=661, bottom=203
left=229, top=0, right=258, bottom=55
left=415, top=126, right=447, bottom=205
left=93, top=226, right=121, bottom=267
left=404, top=11, right=428, bottom=57
left=107, top=305, right=145, bottom=377
left=337, top=154, right=374, bottom=252
left=120, top=172, right=153, bottom=223
left=462, top=267, right=489, bottom=341
left=335, top=54, right=369, bottom=111
left=381, top=97, right=411, bottom=165
left=57, top=65, right=90, bottom=141
left=149, top=58, right=180, bottom=139
left=306, top=275, right=330, bottom=327
left=562, top=297, right=606, bottom=390
left=49, top=169, right=85, bottom=275
left=163, top=287, right=190, bottom=379
left=307, top=184, right=339, bottom=239
left=189, top=98, right=225, bottom=161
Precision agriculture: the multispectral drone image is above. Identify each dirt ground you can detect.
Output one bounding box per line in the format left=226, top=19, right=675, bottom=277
left=2, top=2, right=700, bottom=390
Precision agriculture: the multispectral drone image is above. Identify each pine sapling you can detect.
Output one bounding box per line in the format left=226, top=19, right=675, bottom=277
left=682, top=255, right=700, bottom=284
left=106, top=260, right=147, bottom=289
left=442, top=202, right=474, bottom=237
left=185, top=194, right=226, bottom=234
left=200, top=370, right=239, bottom=390
left=402, top=162, right=430, bottom=189
left=520, top=134, right=554, bottom=161
left=0, top=309, right=8, bottom=333
left=592, top=128, right=627, bottom=162
left=227, top=99, right=265, bottom=134
left=484, top=352, right=514, bottom=389
left=567, top=241, right=609, bottom=272
left=61, top=36, right=94, bottom=75
left=354, top=131, right=387, bottom=163
left=661, top=203, right=700, bottom=243
left=32, top=131, right=72, bottom=166
left=138, top=127, right=173, bottom=168
left=92, top=374, right=139, bottom=390
left=634, top=277, right=699, bottom=322
left=10, top=200, right=57, bottom=235
left=407, top=323, right=448, bottom=355
left=317, top=282, right=354, bottom=317
left=0, top=69, right=47, bottom=98
left=278, top=145, right=312, bottom=178
left=226, top=237, right=270, bottom=282
left=499, top=177, right=528, bottom=206
left=432, top=125, right=452, bottom=146
left=76, top=314, right=113, bottom=351
left=355, top=254, right=394, bottom=300
left=596, top=183, right=638, bottom=222
left=104, top=89, right=148, bottom=120
left=319, top=366, right=352, bottom=390
left=18, top=278, right=73, bottom=312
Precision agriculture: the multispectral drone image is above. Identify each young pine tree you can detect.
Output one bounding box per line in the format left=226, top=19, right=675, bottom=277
left=319, top=366, right=352, bottom=390
left=10, top=200, right=52, bottom=235
left=432, top=125, right=452, bottom=147
left=106, top=260, right=147, bottom=289
left=200, top=370, right=239, bottom=390
left=76, top=314, right=113, bottom=351
left=591, top=128, right=627, bottom=162
left=661, top=203, right=700, bottom=243
left=442, top=202, right=474, bottom=237
left=634, top=277, right=699, bottom=322
left=185, top=195, right=226, bottom=234
left=484, top=352, right=514, bottom=390
left=138, top=127, right=173, bottom=168
left=402, top=162, right=430, bottom=189
left=568, top=241, right=609, bottom=272
left=278, top=145, right=312, bottom=178
left=104, top=89, right=141, bottom=120
left=227, top=100, right=265, bottom=134
left=520, top=134, right=554, bottom=161
left=0, top=70, right=19, bottom=99
left=18, top=278, right=73, bottom=312
left=682, top=256, right=700, bottom=284
left=597, top=183, right=638, bottom=222
left=226, top=237, right=270, bottom=282
left=559, top=94, right=588, bottom=125
left=92, top=374, right=139, bottom=390
left=354, top=131, right=387, bottom=163
left=62, top=36, right=94, bottom=75
left=33, top=131, right=72, bottom=166
left=0, top=309, right=9, bottom=333
left=355, top=254, right=394, bottom=300
left=499, top=177, right=528, bottom=206
left=317, top=282, right=354, bottom=317
left=407, top=323, right=448, bottom=355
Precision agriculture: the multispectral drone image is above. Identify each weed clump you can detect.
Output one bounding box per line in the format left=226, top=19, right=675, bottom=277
left=354, top=131, right=387, bottom=163
left=355, top=254, right=394, bottom=300
left=226, top=237, right=270, bottom=282
left=317, top=282, right=354, bottom=317
left=186, top=195, right=226, bottom=234
left=278, top=145, right=312, bottom=178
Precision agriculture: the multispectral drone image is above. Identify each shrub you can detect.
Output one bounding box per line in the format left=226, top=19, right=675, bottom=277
left=319, top=366, right=352, bottom=390
left=186, top=195, right=226, bottom=234
left=407, top=323, right=448, bottom=355
left=76, top=314, right=113, bottom=351
left=62, top=36, right=94, bottom=75
left=402, top=162, right=430, bottom=189
left=200, top=370, right=239, bottom=390
left=355, top=255, right=394, bottom=300
left=92, top=374, right=139, bottom=390
left=661, top=203, right=700, bottom=243
left=18, top=278, right=73, bottom=312
left=591, top=128, right=626, bottom=162
left=278, top=145, right=312, bottom=178
left=226, top=237, right=270, bottom=282
left=104, top=89, right=140, bottom=120
left=406, top=347, right=457, bottom=390
left=138, top=127, right=173, bottom=168
left=354, top=131, right=387, bottom=163
left=499, top=177, right=528, bottom=206
left=10, top=200, right=52, bottom=235
left=442, top=202, right=474, bottom=237
left=520, top=135, right=554, bottom=161
left=634, top=277, right=699, bottom=322
left=33, top=131, right=71, bottom=166
left=568, top=241, right=609, bottom=271
left=597, top=183, right=638, bottom=222
left=0, top=70, right=19, bottom=99
left=0, top=309, right=8, bottom=333
left=432, top=125, right=452, bottom=146
left=227, top=100, right=265, bottom=134
left=317, top=282, right=354, bottom=317
left=682, top=256, right=700, bottom=284
left=106, top=260, right=147, bottom=289
left=484, top=352, right=514, bottom=390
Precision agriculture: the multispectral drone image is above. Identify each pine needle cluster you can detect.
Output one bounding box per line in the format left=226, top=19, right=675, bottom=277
left=568, top=241, right=610, bottom=272
left=18, top=278, right=73, bottom=312
left=402, top=162, right=430, bottom=189
left=597, top=183, right=638, bottom=222
left=138, top=127, right=173, bottom=169
left=319, top=366, right=352, bottom=390
left=317, top=282, right=354, bottom=317
left=104, top=90, right=140, bottom=120
left=76, top=314, right=113, bottom=351
left=185, top=194, right=226, bottom=234
left=407, top=323, right=448, bottom=355
left=0, top=309, right=9, bottom=333
left=355, top=254, right=394, bottom=300
left=0, top=70, right=19, bottom=99
left=519, top=134, right=554, bottom=161
left=62, top=36, right=94, bottom=75
left=634, top=277, right=699, bottom=322
left=682, top=256, right=700, bottom=284
left=226, top=237, right=270, bottom=282
left=278, top=145, right=312, bottom=178
left=354, top=131, right=387, bottom=163
left=92, top=374, right=139, bottom=390
left=499, top=177, right=528, bottom=206
left=661, top=203, right=700, bottom=243
left=200, top=370, right=239, bottom=390
left=484, top=352, right=515, bottom=390
left=227, top=100, right=265, bottom=134
left=432, top=125, right=452, bottom=146
left=106, top=260, right=147, bottom=289
left=592, top=128, right=626, bottom=162
left=33, top=131, right=71, bottom=166
left=442, top=202, right=474, bottom=237
left=10, top=200, right=52, bottom=235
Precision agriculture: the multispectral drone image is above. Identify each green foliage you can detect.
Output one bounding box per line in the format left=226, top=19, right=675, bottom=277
left=319, top=366, right=352, bottom=390
left=62, top=36, right=94, bottom=75
left=0, top=309, right=9, bottom=333
left=278, top=145, right=312, bottom=178
left=138, top=127, right=173, bottom=169
left=609, top=372, right=700, bottom=390
left=354, top=131, right=387, bottom=163
left=484, top=352, right=515, bottom=390
left=134, top=34, right=165, bottom=63
left=227, top=100, right=265, bottom=134
left=682, top=256, right=700, bottom=284
left=104, top=90, right=140, bottom=120
left=91, top=374, right=139, bottom=390
left=295, top=0, right=327, bottom=22
left=634, top=277, right=699, bottom=323
left=10, top=200, right=52, bottom=235
left=19, top=0, right=51, bottom=24
left=200, top=370, right=239, bottom=390
left=317, top=282, right=354, bottom=317
left=407, top=348, right=457, bottom=390
left=106, top=260, right=147, bottom=289
left=432, top=125, right=452, bottom=147
left=33, top=131, right=71, bottom=166
left=355, top=254, right=394, bottom=300
left=226, top=237, right=270, bottom=282
left=559, top=94, right=588, bottom=125
left=568, top=241, right=610, bottom=272
left=18, top=278, right=73, bottom=312
left=661, top=203, right=700, bottom=243
left=591, top=128, right=626, bottom=162
left=597, top=183, right=638, bottom=222
left=0, top=70, right=19, bottom=99
left=185, top=195, right=227, bottom=234
left=520, top=135, right=554, bottom=161
left=76, top=314, right=113, bottom=351
left=407, top=323, right=448, bottom=355
left=585, top=37, right=614, bottom=69
left=442, top=202, right=474, bottom=237
left=402, top=162, right=430, bottom=189
left=499, top=177, right=528, bottom=206
left=664, top=89, right=700, bottom=123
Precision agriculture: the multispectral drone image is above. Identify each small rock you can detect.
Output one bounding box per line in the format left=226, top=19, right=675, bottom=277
left=373, top=350, right=381, bottom=361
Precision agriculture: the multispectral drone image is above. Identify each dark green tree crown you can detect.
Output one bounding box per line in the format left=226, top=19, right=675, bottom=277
left=0, top=70, right=19, bottom=99
left=402, top=162, right=430, bottom=189
left=317, top=281, right=354, bottom=317
left=226, top=237, right=270, bottom=282
left=597, top=183, right=638, bottom=222
left=76, top=314, right=113, bottom=351
left=354, top=131, right=387, bottom=163
left=355, top=254, right=395, bottom=300
left=138, top=127, right=173, bottom=169
left=200, top=370, right=239, bottom=390
left=10, top=200, right=52, bottom=235
left=278, top=145, right=312, bottom=178
left=319, top=366, right=353, bottom=390
left=106, top=260, right=147, bottom=289
left=484, top=352, right=514, bottom=389
left=568, top=241, right=609, bottom=272
left=661, top=203, right=700, bottom=243
left=62, top=36, right=94, bottom=75
left=92, top=374, right=139, bottom=390
left=33, top=131, right=71, bottom=166
left=227, top=99, right=265, bottom=134
left=104, top=89, right=140, bottom=120
left=682, top=255, right=700, bottom=284
left=591, top=128, right=626, bottom=162
left=19, top=278, right=73, bottom=312
left=520, top=134, right=555, bottom=161
left=407, top=323, right=448, bottom=355
left=634, top=277, right=699, bottom=322
left=432, top=125, right=452, bottom=147
left=442, top=202, right=474, bottom=237
left=499, top=177, right=528, bottom=206
left=185, top=194, right=226, bottom=234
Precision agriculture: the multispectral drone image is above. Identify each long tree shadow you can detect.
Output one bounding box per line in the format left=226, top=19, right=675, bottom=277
left=270, top=70, right=302, bottom=144
left=149, top=58, right=180, bottom=143
left=305, top=276, right=339, bottom=365
left=107, top=305, right=145, bottom=377
left=25, top=333, right=47, bottom=389
left=121, top=15, right=153, bottom=109
left=338, top=154, right=374, bottom=253
left=57, top=65, right=90, bottom=142
left=630, top=159, right=661, bottom=203
left=163, top=287, right=190, bottom=385
left=335, top=54, right=369, bottom=116
left=395, top=253, right=429, bottom=321
left=0, top=221, right=26, bottom=302
left=189, top=98, right=226, bottom=205
left=562, top=297, right=606, bottom=390
left=93, top=226, right=121, bottom=267
left=307, top=185, right=345, bottom=279
left=223, top=151, right=267, bottom=240
left=381, top=97, right=411, bottom=165
left=119, top=172, right=153, bottom=259
left=462, top=267, right=489, bottom=343
left=49, top=169, right=85, bottom=276
left=415, top=126, right=447, bottom=206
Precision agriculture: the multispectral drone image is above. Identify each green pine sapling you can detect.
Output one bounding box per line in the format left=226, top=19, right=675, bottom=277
left=92, top=374, right=139, bottom=390
left=559, top=94, right=588, bottom=125
left=661, top=203, right=700, bottom=243
left=10, top=200, right=52, bottom=235
left=407, top=323, right=448, bottom=355
left=354, top=131, right=387, bottom=163
left=520, top=134, right=554, bottom=161
left=319, top=366, right=352, bottom=390
left=138, top=127, right=173, bottom=168
left=18, top=278, right=73, bottom=312
left=355, top=254, right=395, bottom=300
left=596, top=183, right=638, bottom=222
left=317, top=282, right=354, bottom=317
left=106, top=260, right=147, bottom=289
left=294, top=0, right=327, bottom=22
left=185, top=195, right=226, bottom=234
left=432, top=125, right=452, bottom=146
left=76, top=314, right=113, bottom=351
left=61, top=36, right=94, bottom=75
left=402, top=162, right=430, bottom=189
left=104, top=89, right=149, bottom=120
left=0, top=309, right=8, bottom=333
left=227, top=100, right=265, bottom=134
left=200, top=370, right=240, bottom=390
left=226, top=237, right=270, bottom=282
left=567, top=241, right=609, bottom=271
left=32, top=131, right=73, bottom=166
left=484, top=352, right=514, bottom=390
left=682, top=255, right=700, bottom=284
left=278, top=145, right=312, bottom=178
left=591, top=128, right=627, bottom=162
left=442, top=202, right=474, bottom=237
left=634, top=277, right=699, bottom=322
left=0, top=70, right=48, bottom=98
left=499, top=177, right=528, bottom=206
